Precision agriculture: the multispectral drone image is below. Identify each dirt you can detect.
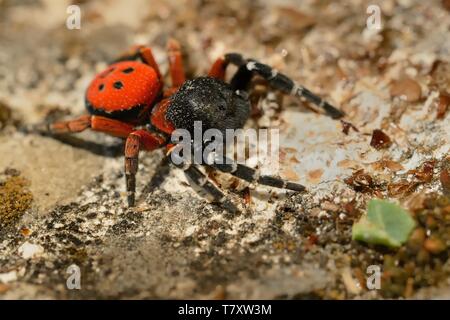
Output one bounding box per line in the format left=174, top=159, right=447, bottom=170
left=0, top=169, right=33, bottom=226
left=0, top=0, right=449, bottom=299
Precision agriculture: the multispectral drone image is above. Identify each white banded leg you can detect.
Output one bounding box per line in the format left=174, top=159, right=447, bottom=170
left=205, top=153, right=306, bottom=192
left=224, top=53, right=345, bottom=119
left=170, top=152, right=233, bottom=206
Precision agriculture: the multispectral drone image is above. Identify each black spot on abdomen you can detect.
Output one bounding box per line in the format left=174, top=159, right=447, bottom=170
left=113, top=81, right=124, bottom=89
left=122, top=67, right=134, bottom=74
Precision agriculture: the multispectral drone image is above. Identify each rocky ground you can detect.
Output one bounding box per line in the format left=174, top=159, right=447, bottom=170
left=0, top=0, right=449, bottom=299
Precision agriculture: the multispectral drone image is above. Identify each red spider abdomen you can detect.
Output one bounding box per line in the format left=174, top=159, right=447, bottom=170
left=86, top=61, right=161, bottom=117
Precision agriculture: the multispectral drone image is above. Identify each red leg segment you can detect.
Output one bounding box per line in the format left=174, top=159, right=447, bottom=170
left=208, top=57, right=228, bottom=80
left=124, top=129, right=166, bottom=206
left=91, top=116, right=134, bottom=138
left=43, top=115, right=135, bottom=138
left=139, top=46, right=162, bottom=80
left=167, top=38, right=186, bottom=89
left=163, top=87, right=179, bottom=98
left=49, top=115, right=92, bottom=134
left=116, top=45, right=162, bottom=80
left=150, top=99, right=175, bottom=134
left=125, top=133, right=140, bottom=207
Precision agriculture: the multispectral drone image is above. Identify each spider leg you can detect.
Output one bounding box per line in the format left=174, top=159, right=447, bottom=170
left=169, top=151, right=239, bottom=212
left=124, top=129, right=166, bottom=207
left=208, top=57, right=228, bottom=80
left=25, top=115, right=136, bottom=138
left=150, top=98, right=176, bottom=134
left=19, top=115, right=126, bottom=156
left=164, top=39, right=186, bottom=97
left=114, top=45, right=162, bottom=80
left=205, top=153, right=306, bottom=192
left=44, top=114, right=92, bottom=134
left=222, top=53, right=345, bottom=119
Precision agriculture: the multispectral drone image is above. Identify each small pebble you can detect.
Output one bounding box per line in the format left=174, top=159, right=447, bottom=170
left=390, top=78, right=422, bottom=102
left=18, top=242, right=44, bottom=259
left=424, top=237, right=446, bottom=254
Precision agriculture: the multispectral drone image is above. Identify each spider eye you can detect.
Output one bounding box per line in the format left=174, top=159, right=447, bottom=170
left=98, top=84, right=104, bottom=91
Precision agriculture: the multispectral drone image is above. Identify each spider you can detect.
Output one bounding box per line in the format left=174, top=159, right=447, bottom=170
left=27, top=39, right=344, bottom=208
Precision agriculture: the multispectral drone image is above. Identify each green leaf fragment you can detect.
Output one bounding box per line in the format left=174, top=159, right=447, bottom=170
left=352, top=199, right=416, bottom=248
